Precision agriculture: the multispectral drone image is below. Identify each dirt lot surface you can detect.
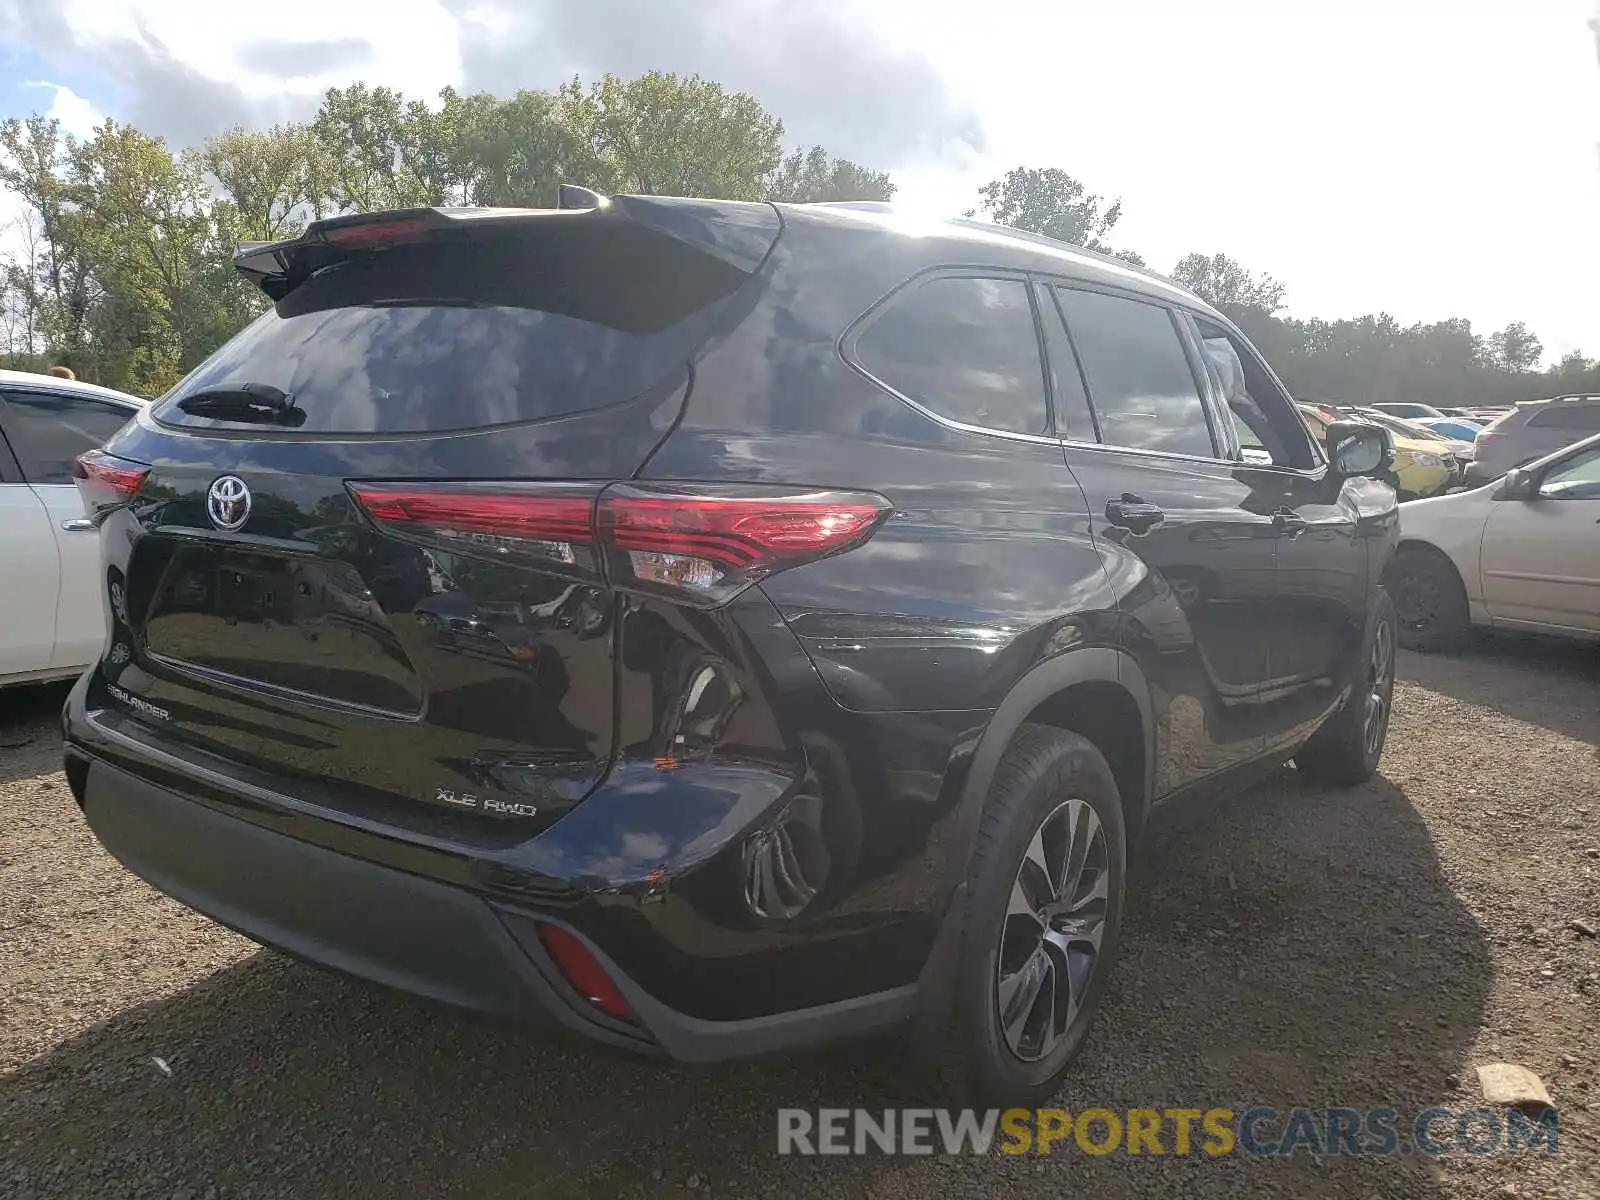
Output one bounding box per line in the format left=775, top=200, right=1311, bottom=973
left=2, top=635, right=1597, bottom=1199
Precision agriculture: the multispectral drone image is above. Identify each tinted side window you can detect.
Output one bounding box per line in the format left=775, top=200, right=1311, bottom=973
left=1036, top=285, right=1097, bottom=441
left=1055, top=288, right=1216, bottom=458
left=1, top=392, right=136, bottom=485
left=855, top=276, right=1049, bottom=435
left=1528, top=403, right=1600, bottom=431
left=1538, top=444, right=1600, bottom=499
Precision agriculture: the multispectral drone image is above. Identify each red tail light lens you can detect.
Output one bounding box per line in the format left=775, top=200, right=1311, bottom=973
left=349, top=482, right=600, bottom=575
left=349, top=480, right=891, bottom=605
left=320, top=217, right=431, bottom=250
left=598, top=484, right=892, bottom=606
left=536, top=924, right=635, bottom=1021
left=72, top=450, right=149, bottom=513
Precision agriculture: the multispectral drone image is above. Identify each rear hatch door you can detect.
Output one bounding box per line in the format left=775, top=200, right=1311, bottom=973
left=94, top=201, right=778, bottom=836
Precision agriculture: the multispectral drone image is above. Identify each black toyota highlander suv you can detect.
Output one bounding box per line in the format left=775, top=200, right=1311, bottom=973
left=63, top=194, right=1400, bottom=1104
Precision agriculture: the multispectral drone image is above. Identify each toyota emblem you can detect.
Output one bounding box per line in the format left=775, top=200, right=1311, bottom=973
left=206, top=475, right=252, bottom=532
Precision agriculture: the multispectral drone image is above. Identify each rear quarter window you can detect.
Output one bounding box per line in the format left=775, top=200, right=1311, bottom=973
left=1528, top=403, right=1600, bottom=431
left=851, top=274, right=1050, bottom=437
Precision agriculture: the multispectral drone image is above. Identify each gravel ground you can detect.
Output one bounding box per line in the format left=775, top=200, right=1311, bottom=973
left=2, top=634, right=1597, bottom=1199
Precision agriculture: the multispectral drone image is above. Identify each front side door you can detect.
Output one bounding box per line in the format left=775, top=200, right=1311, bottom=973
left=1043, top=282, right=1279, bottom=794
left=1479, top=440, right=1600, bottom=633
left=1186, top=315, right=1378, bottom=752
left=0, top=389, right=141, bottom=669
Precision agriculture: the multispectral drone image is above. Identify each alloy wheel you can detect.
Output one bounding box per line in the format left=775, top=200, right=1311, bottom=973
left=995, top=799, right=1110, bottom=1063
left=1364, top=616, right=1396, bottom=760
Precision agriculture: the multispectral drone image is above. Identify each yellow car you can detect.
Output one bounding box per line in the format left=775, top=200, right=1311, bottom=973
left=1297, top=403, right=1456, bottom=498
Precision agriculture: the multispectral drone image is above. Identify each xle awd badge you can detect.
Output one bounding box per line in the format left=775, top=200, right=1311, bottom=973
left=436, top=788, right=537, bottom=818
left=206, top=475, right=251, bottom=532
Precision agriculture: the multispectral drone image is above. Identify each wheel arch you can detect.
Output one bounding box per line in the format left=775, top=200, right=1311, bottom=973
left=953, top=648, right=1154, bottom=868
left=1388, top=535, right=1475, bottom=601
left=915, top=647, right=1154, bottom=1025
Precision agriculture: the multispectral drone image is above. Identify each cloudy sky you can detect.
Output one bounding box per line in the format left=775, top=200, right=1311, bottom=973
left=2, top=0, right=1598, bottom=359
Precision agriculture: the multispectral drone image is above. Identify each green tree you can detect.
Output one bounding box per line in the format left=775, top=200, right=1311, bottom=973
left=1486, top=321, right=1543, bottom=373
left=452, top=88, right=590, bottom=207
left=555, top=72, right=784, bottom=199
left=0, top=115, right=93, bottom=369
left=199, top=123, right=327, bottom=241
left=763, top=146, right=894, bottom=203
left=971, top=166, right=1138, bottom=260
left=1170, top=252, right=1285, bottom=315
left=311, top=83, right=447, bottom=211
left=64, top=121, right=220, bottom=391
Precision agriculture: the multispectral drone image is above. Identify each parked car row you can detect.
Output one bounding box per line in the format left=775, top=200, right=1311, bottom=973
left=1297, top=401, right=1466, bottom=498
left=1307, top=395, right=1600, bottom=498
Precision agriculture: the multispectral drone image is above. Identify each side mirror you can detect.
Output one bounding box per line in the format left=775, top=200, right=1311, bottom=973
left=1326, top=421, right=1393, bottom=478
left=1498, top=467, right=1536, bottom=500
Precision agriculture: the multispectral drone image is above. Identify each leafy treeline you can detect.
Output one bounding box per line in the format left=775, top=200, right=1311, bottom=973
left=1, top=75, right=1591, bottom=407
left=1165, top=254, right=1591, bottom=409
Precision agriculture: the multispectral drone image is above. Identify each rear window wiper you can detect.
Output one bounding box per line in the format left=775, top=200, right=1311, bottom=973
left=176, top=383, right=306, bottom=427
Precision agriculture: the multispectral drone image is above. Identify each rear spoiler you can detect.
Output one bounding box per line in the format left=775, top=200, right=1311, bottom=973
left=234, top=194, right=782, bottom=302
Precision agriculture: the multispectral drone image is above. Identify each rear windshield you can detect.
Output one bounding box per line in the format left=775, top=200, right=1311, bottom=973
left=155, top=227, right=748, bottom=434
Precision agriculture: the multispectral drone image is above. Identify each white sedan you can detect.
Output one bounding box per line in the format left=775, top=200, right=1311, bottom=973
left=1387, top=431, right=1600, bottom=648
left=1, top=370, right=147, bottom=686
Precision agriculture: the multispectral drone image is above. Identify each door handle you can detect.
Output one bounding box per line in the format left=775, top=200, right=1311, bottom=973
left=59, top=518, right=95, bottom=532
left=1271, top=508, right=1308, bottom=538
left=1105, top=493, right=1165, bottom=535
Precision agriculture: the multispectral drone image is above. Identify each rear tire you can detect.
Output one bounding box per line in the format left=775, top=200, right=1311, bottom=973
left=1296, top=590, right=1398, bottom=787
left=921, top=724, right=1127, bottom=1106
left=1386, top=544, right=1470, bottom=651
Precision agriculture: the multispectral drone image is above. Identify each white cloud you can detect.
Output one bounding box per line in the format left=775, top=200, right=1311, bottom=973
left=25, top=81, right=103, bottom=139
left=56, top=0, right=463, bottom=105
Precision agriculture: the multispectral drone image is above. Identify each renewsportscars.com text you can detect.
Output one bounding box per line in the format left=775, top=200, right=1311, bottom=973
left=777, top=1106, right=1559, bottom=1157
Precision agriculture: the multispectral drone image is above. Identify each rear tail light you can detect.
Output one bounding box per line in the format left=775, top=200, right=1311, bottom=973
left=536, top=924, right=634, bottom=1021
left=349, top=480, right=891, bottom=607
left=72, top=450, right=150, bottom=514
left=349, top=483, right=601, bottom=576
left=598, top=484, right=891, bottom=606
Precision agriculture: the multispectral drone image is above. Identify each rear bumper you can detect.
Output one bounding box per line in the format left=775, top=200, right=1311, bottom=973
left=63, top=681, right=921, bottom=1062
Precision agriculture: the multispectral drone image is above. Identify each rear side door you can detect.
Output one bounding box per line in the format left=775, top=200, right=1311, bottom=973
left=0, top=388, right=142, bottom=670
left=1479, top=440, right=1600, bottom=632
left=1043, top=282, right=1277, bottom=792
left=1184, top=315, right=1375, bottom=752
left=0, top=422, right=60, bottom=678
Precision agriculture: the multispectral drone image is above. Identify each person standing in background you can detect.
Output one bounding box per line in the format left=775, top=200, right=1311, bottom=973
left=46, top=365, right=75, bottom=380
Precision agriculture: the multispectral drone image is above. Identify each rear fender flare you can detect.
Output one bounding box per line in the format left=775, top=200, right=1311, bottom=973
left=952, top=647, right=1153, bottom=876
left=915, top=647, right=1154, bottom=1009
